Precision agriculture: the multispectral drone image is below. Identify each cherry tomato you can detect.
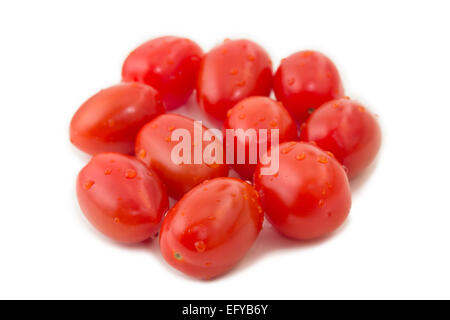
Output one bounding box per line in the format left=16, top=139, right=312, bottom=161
left=300, top=98, right=381, bottom=179
left=70, top=82, right=165, bottom=155
left=159, top=177, right=263, bottom=279
left=223, top=96, right=297, bottom=180
left=76, top=153, right=169, bottom=243
left=122, top=36, right=203, bottom=109
left=273, top=50, right=344, bottom=122
left=197, top=39, right=272, bottom=120
left=254, top=142, right=351, bottom=240
left=135, top=113, right=229, bottom=199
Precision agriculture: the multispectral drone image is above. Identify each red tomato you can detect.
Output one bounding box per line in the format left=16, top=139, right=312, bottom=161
left=135, top=113, right=229, bottom=199
left=197, top=39, right=272, bottom=120
left=70, top=83, right=165, bottom=155
left=254, top=142, right=351, bottom=240
left=76, top=153, right=169, bottom=243
left=122, top=36, right=203, bottom=109
left=300, top=98, right=381, bottom=179
left=273, top=50, right=344, bottom=122
left=223, top=96, right=298, bottom=180
left=159, top=177, right=263, bottom=279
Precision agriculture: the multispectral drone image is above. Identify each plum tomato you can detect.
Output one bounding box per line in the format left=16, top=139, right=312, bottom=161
left=122, top=36, right=203, bottom=109
left=70, top=82, right=165, bottom=155
left=223, top=96, right=297, bottom=180
left=300, top=98, right=381, bottom=179
left=76, top=153, right=169, bottom=243
left=135, top=113, right=229, bottom=199
left=273, top=50, right=344, bottom=122
left=254, top=142, right=351, bottom=240
left=159, top=177, right=264, bottom=279
left=197, top=39, right=272, bottom=120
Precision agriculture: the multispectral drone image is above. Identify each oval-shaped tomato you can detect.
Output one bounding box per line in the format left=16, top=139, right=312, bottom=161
left=274, top=50, right=344, bottom=123
left=160, top=177, right=263, bottom=279
left=135, top=113, right=228, bottom=199
left=254, top=142, right=351, bottom=240
left=197, top=39, right=272, bottom=120
left=300, top=98, right=381, bottom=179
left=70, top=83, right=165, bottom=155
left=76, top=153, right=169, bottom=243
left=122, top=36, right=203, bottom=109
left=223, top=96, right=297, bottom=180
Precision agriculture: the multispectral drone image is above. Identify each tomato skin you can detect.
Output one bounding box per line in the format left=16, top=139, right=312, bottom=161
left=273, top=51, right=344, bottom=123
left=70, top=83, right=165, bottom=155
left=254, top=142, right=351, bottom=240
left=135, top=114, right=229, bottom=199
left=122, top=36, right=203, bottom=109
left=197, top=39, right=272, bottom=120
left=300, top=99, right=381, bottom=179
left=159, top=177, right=263, bottom=279
left=76, top=153, right=169, bottom=243
left=223, top=96, right=298, bottom=180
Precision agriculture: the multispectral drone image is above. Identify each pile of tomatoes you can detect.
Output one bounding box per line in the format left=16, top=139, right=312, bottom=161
left=70, top=36, right=381, bottom=280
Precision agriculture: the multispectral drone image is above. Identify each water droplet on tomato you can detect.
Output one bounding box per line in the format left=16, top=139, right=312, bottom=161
left=296, top=153, right=306, bottom=160
left=317, top=156, right=328, bottom=164
left=125, top=169, right=137, bottom=179
left=326, top=151, right=335, bottom=158
left=84, top=180, right=95, bottom=190
left=194, top=241, right=206, bottom=253
left=138, top=149, right=146, bottom=159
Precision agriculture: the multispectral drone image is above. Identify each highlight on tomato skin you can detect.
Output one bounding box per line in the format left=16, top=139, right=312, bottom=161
left=135, top=113, right=229, bottom=199
left=76, top=153, right=169, bottom=244
left=197, top=39, right=273, bottom=120
left=122, top=36, right=203, bottom=110
left=70, top=82, right=165, bottom=155
left=254, top=142, right=351, bottom=240
left=223, top=96, right=298, bottom=181
left=159, top=177, right=264, bottom=280
left=273, top=50, right=344, bottom=123
left=300, top=98, right=381, bottom=179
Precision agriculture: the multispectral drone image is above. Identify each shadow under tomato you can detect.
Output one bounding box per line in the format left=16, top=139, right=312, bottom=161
left=350, top=157, right=380, bottom=195
left=225, top=217, right=352, bottom=279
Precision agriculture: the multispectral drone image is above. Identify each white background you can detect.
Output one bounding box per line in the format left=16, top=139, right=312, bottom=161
left=0, top=0, right=449, bottom=299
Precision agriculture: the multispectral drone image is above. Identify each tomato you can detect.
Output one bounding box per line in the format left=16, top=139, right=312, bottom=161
left=223, top=96, right=297, bottom=180
left=70, top=82, right=165, bottom=155
left=273, top=50, right=344, bottom=123
left=300, top=98, right=381, bottom=179
left=122, top=36, right=203, bottom=109
left=76, top=153, right=169, bottom=243
left=135, top=113, right=229, bottom=199
left=159, top=177, right=263, bottom=279
left=254, top=142, right=351, bottom=240
left=197, top=39, right=272, bottom=120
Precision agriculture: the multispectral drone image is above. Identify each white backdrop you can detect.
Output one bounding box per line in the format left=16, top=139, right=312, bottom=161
left=1, top=0, right=449, bottom=299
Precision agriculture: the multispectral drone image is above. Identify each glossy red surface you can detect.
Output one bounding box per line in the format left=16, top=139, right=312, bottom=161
left=160, top=177, right=264, bottom=279
left=76, top=153, right=169, bottom=243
